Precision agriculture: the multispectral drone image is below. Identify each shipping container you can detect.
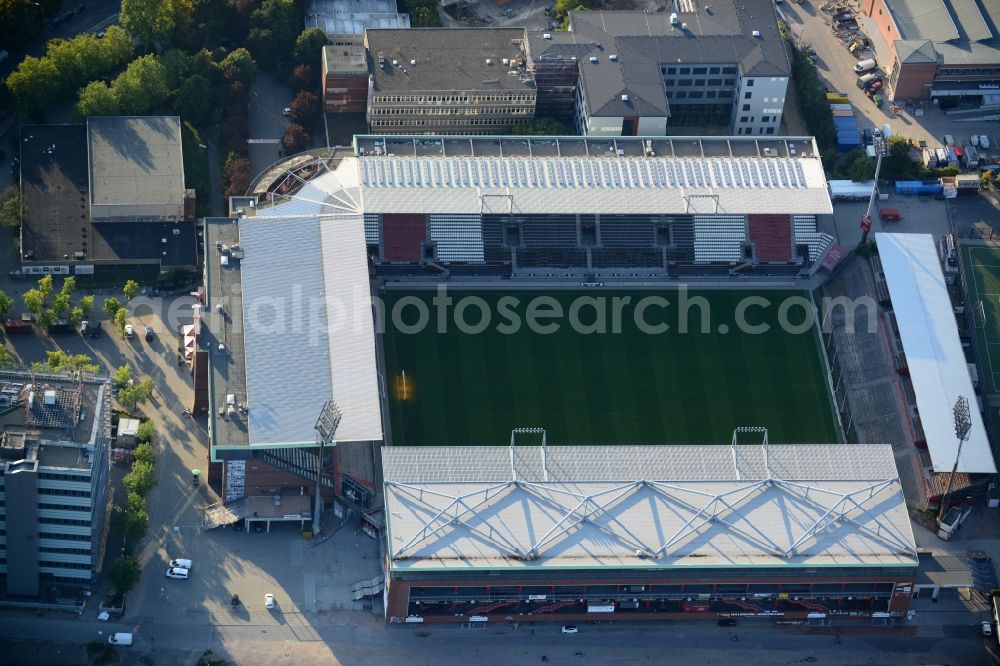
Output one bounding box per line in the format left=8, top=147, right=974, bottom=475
left=895, top=181, right=943, bottom=196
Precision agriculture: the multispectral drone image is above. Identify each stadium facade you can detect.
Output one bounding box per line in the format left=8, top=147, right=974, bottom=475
left=382, top=443, right=917, bottom=624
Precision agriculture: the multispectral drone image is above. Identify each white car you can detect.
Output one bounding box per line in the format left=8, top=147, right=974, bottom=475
left=165, top=567, right=189, bottom=580
left=561, top=625, right=578, bottom=634
left=982, top=620, right=993, bottom=637
left=282, top=107, right=292, bottom=117
left=169, top=558, right=192, bottom=570
left=265, top=593, right=276, bottom=610
left=124, top=323, right=134, bottom=338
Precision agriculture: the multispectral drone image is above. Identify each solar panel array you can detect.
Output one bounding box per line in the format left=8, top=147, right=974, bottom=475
left=360, top=156, right=812, bottom=192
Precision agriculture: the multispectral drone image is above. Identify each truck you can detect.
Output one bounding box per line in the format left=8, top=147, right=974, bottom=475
left=3, top=317, right=33, bottom=334
left=963, top=145, right=980, bottom=169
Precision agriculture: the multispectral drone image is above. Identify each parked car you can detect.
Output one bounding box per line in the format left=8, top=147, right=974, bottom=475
left=169, top=558, right=192, bottom=570
left=144, top=325, right=153, bottom=341
left=124, top=323, right=134, bottom=338
left=282, top=107, right=292, bottom=117
left=561, top=625, right=578, bottom=634
left=854, top=58, right=877, bottom=73
left=265, top=593, right=276, bottom=609
left=982, top=621, right=993, bottom=637
left=718, top=618, right=738, bottom=627
left=108, top=632, right=133, bottom=646
left=165, top=567, right=189, bottom=580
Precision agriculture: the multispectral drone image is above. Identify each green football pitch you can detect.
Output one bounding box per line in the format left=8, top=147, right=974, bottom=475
left=381, top=289, right=841, bottom=446
left=962, top=244, right=1000, bottom=394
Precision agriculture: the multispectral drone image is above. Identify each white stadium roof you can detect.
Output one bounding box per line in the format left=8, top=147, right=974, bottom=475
left=261, top=153, right=832, bottom=218
left=237, top=163, right=381, bottom=446
left=875, top=233, right=996, bottom=474
left=382, top=444, right=917, bottom=572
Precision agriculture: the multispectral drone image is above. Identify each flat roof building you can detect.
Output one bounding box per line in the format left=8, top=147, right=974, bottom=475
left=381, top=443, right=917, bottom=623
left=18, top=118, right=197, bottom=276
left=861, top=0, right=1000, bottom=100
left=0, top=372, right=112, bottom=598
left=322, top=38, right=369, bottom=113
left=364, top=29, right=536, bottom=134
left=527, top=5, right=790, bottom=137
left=306, top=0, right=409, bottom=36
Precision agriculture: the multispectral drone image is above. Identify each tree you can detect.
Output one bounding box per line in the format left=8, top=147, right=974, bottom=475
left=0, top=0, right=59, bottom=53
left=69, top=306, right=85, bottom=327
left=120, top=0, right=195, bottom=48
left=37, top=351, right=99, bottom=374
left=281, top=123, right=310, bottom=153
left=136, top=421, right=158, bottom=446
left=103, top=296, right=122, bottom=318
left=80, top=295, right=95, bottom=315
left=6, top=55, right=62, bottom=115
left=222, top=113, right=250, bottom=156
left=290, top=91, right=319, bottom=125
left=288, top=64, right=314, bottom=92
left=36, top=308, right=56, bottom=331
left=223, top=154, right=252, bottom=198
left=0, top=347, right=16, bottom=369
left=60, top=276, right=76, bottom=297
left=845, top=151, right=875, bottom=182
left=248, top=0, right=304, bottom=69
left=292, top=27, right=327, bottom=69
left=113, top=364, right=134, bottom=389
left=0, top=186, right=23, bottom=228
left=52, top=293, right=71, bottom=318
left=37, top=275, right=53, bottom=301
left=133, top=442, right=155, bottom=466
left=0, top=290, right=12, bottom=319
left=511, top=118, right=572, bottom=135
left=114, top=308, right=129, bottom=338
left=173, top=74, right=215, bottom=125
left=122, top=491, right=150, bottom=549
left=109, top=556, right=142, bottom=594
left=220, top=47, right=258, bottom=85
left=23, top=289, right=45, bottom=315
left=123, top=460, right=157, bottom=496
left=113, top=55, right=170, bottom=116
left=75, top=81, right=119, bottom=118
left=118, top=380, right=153, bottom=413
left=123, top=279, right=141, bottom=303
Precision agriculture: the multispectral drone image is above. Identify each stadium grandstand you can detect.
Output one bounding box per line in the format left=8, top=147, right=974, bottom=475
left=253, top=135, right=840, bottom=276
left=381, top=439, right=917, bottom=624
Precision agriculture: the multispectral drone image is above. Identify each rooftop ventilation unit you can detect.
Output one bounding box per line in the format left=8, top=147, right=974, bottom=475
left=681, top=22, right=688, bottom=29
left=410, top=59, right=416, bottom=65
left=392, top=59, right=398, bottom=65
left=486, top=58, right=492, bottom=65
left=543, top=33, right=552, bottom=39
left=44, top=390, right=56, bottom=406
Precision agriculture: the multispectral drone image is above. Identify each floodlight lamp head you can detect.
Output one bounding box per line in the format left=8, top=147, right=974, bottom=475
left=953, top=396, right=972, bottom=441
left=314, top=400, right=343, bottom=443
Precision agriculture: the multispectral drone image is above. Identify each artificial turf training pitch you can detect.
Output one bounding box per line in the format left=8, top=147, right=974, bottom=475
left=382, top=290, right=841, bottom=446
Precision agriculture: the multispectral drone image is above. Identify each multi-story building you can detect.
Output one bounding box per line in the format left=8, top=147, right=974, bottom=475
left=322, top=38, right=369, bottom=113
left=364, top=28, right=537, bottom=134
left=527, top=4, right=791, bottom=137
left=0, top=372, right=112, bottom=597
left=860, top=0, right=1000, bottom=102
left=306, top=0, right=409, bottom=38
left=18, top=116, right=197, bottom=277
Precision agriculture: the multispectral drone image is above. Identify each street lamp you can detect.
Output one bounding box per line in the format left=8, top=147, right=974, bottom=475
left=859, top=129, right=887, bottom=245
left=937, top=396, right=973, bottom=522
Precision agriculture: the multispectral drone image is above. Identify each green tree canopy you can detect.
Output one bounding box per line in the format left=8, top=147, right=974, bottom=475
left=292, top=27, right=327, bottom=70
left=136, top=420, right=158, bottom=446
left=36, top=351, right=99, bottom=374
left=113, top=55, right=171, bottom=116
left=173, top=74, right=215, bottom=125
left=0, top=186, right=23, bottom=228
left=113, top=363, right=134, bottom=389
left=6, top=55, right=63, bottom=115
left=114, top=308, right=129, bottom=338
left=109, top=556, right=142, bottom=594
left=121, top=0, right=195, bottom=48
left=123, top=279, right=141, bottom=302
left=133, top=441, right=156, bottom=466
left=0, top=290, right=12, bottom=318
left=80, top=295, right=95, bottom=315
left=103, top=296, right=122, bottom=318
left=76, top=81, right=119, bottom=118
left=123, top=459, right=157, bottom=496
left=23, top=289, right=45, bottom=315
left=220, top=47, right=259, bottom=85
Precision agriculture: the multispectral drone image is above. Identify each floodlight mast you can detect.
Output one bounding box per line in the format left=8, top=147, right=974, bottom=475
left=313, top=400, right=343, bottom=535
left=938, top=396, right=973, bottom=522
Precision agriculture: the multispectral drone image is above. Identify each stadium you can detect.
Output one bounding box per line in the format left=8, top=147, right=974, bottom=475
left=201, top=134, right=916, bottom=624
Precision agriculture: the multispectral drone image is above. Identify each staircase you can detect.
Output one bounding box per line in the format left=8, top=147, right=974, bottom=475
left=530, top=600, right=576, bottom=615
left=788, top=598, right=827, bottom=612
left=466, top=600, right=515, bottom=616
left=259, top=448, right=335, bottom=489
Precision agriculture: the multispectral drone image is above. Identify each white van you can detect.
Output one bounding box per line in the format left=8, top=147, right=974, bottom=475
left=165, top=567, right=189, bottom=580
left=169, top=558, right=192, bottom=570
left=854, top=58, right=877, bottom=73
left=108, top=633, right=133, bottom=646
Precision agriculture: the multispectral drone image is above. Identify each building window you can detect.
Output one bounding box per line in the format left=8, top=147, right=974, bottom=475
left=706, top=91, right=717, bottom=98
left=666, top=67, right=676, bottom=74
left=761, top=115, right=769, bottom=122
left=745, top=92, right=752, bottom=99
left=708, top=79, right=721, bottom=86
left=746, top=79, right=754, bottom=87
left=675, top=91, right=687, bottom=98
left=679, top=79, right=692, bottom=86
left=694, top=79, right=705, bottom=86
left=689, top=91, right=704, bottom=98
left=740, top=116, right=749, bottom=123
left=679, top=67, right=691, bottom=75
left=692, top=67, right=707, bottom=74
left=718, top=90, right=733, bottom=98
left=709, top=67, right=720, bottom=74
left=766, top=127, right=775, bottom=134
left=663, top=80, right=675, bottom=86
left=723, top=66, right=737, bottom=74
left=742, top=104, right=750, bottom=111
